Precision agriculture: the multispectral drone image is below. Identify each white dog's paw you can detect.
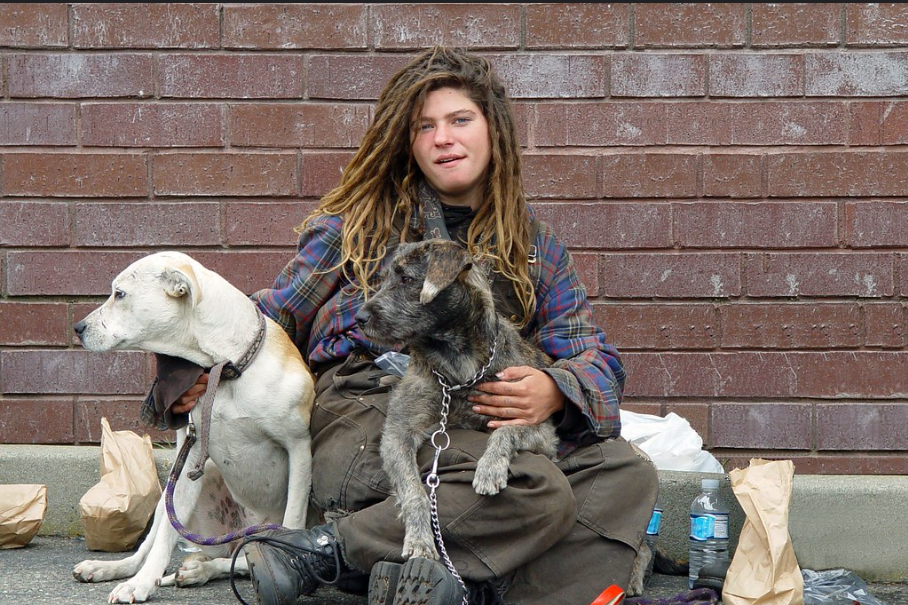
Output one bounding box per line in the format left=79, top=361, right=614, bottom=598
left=73, top=560, right=124, bottom=583
left=473, top=457, right=509, bottom=496
left=403, top=534, right=439, bottom=561
left=108, top=579, right=157, bottom=604
left=174, top=554, right=215, bottom=587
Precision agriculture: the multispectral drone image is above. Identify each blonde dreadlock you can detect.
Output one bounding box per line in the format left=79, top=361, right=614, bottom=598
left=300, top=46, right=536, bottom=326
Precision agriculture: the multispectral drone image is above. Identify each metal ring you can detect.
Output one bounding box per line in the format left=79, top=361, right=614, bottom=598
left=430, top=429, right=450, bottom=450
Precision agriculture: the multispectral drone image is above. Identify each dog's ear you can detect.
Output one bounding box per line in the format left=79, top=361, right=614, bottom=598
left=161, top=265, right=202, bottom=306
left=420, top=245, right=472, bottom=304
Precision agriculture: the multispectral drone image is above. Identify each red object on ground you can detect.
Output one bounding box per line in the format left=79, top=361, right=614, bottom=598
left=590, top=584, right=626, bottom=605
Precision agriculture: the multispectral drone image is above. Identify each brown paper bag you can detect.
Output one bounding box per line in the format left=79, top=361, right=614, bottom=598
left=79, top=417, right=162, bottom=551
left=0, top=484, right=47, bottom=548
left=724, top=459, right=804, bottom=605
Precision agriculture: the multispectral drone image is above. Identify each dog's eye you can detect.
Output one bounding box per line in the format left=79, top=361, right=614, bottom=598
left=400, top=275, right=413, bottom=285
left=114, top=289, right=126, bottom=300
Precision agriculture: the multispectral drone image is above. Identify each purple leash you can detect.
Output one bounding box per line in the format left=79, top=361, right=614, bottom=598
left=164, top=424, right=284, bottom=545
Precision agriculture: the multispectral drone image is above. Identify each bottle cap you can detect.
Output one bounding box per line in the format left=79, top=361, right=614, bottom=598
left=701, top=478, right=720, bottom=489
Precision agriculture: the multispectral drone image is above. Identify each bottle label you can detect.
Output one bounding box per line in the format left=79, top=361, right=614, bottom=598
left=690, top=513, right=729, bottom=540
left=646, top=509, right=662, bottom=536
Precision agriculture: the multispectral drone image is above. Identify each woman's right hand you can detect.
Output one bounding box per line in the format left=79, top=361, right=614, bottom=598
left=171, top=373, right=209, bottom=414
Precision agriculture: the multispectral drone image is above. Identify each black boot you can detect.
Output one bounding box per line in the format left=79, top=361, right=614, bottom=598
left=368, top=557, right=502, bottom=605
left=231, top=524, right=350, bottom=605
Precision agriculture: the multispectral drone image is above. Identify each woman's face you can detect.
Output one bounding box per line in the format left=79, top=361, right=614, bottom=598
left=411, top=86, right=492, bottom=209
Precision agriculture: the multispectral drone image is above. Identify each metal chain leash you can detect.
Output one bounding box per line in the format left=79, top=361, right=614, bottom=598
left=428, top=331, right=499, bottom=605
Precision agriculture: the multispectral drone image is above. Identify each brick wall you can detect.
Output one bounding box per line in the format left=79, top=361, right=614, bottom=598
left=1, top=3, right=907, bottom=474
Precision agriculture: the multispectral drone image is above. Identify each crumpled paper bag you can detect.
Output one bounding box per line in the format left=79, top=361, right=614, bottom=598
left=79, top=417, right=161, bottom=551
left=724, top=459, right=804, bottom=605
left=0, top=484, right=47, bottom=548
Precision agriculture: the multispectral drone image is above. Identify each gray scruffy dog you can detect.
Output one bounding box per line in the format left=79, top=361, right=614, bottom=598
left=355, top=238, right=558, bottom=561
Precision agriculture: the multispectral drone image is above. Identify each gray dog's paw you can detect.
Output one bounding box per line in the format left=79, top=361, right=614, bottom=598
left=473, top=457, right=509, bottom=496
left=403, top=533, right=439, bottom=560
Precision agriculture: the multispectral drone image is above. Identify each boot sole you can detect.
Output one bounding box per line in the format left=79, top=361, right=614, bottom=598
left=391, top=558, right=465, bottom=605
left=368, top=560, right=402, bottom=605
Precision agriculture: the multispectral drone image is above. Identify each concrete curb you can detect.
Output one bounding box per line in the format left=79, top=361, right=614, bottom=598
left=2, top=444, right=906, bottom=580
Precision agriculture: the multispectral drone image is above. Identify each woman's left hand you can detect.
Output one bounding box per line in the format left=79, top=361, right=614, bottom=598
left=469, top=366, right=565, bottom=428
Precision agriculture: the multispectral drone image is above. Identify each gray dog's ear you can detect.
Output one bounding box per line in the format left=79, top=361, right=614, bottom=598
left=161, top=265, right=202, bottom=306
left=420, top=245, right=472, bottom=304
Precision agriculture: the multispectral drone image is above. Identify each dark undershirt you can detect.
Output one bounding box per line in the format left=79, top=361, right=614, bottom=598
left=440, top=201, right=476, bottom=245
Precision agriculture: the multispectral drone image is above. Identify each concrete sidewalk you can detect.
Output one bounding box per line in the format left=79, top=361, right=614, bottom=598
left=2, top=444, right=907, bottom=584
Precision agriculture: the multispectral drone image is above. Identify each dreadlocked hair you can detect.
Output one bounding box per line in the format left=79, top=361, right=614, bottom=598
left=299, top=46, right=536, bottom=327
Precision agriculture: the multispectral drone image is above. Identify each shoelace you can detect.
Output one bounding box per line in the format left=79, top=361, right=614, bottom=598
left=229, top=533, right=343, bottom=605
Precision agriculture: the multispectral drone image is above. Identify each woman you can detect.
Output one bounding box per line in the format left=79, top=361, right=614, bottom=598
left=176, top=46, right=657, bottom=605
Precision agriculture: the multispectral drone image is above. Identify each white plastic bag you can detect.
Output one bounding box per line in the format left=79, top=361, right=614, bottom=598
left=620, top=410, right=724, bottom=473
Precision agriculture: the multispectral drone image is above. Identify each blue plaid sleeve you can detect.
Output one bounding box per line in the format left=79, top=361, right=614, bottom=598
left=529, top=221, right=625, bottom=445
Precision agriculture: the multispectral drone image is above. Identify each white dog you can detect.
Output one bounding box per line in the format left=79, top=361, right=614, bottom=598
left=72, top=251, right=314, bottom=604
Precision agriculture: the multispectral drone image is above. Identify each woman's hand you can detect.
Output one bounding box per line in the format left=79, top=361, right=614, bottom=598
left=170, top=373, right=209, bottom=415
left=468, top=366, right=565, bottom=429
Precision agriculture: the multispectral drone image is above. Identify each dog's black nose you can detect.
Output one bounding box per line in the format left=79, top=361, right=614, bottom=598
left=73, top=320, right=86, bottom=337
left=354, top=308, right=371, bottom=328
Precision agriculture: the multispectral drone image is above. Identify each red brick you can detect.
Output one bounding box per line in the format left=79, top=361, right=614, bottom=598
left=72, top=202, right=221, bottom=247
left=300, top=152, right=355, bottom=197
left=701, top=154, right=763, bottom=198
left=794, top=352, right=908, bottom=398
left=620, top=402, right=663, bottom=417
left=82, top=103, right=224, bottom=147
left=600, top=154, right=698, bottom=198
left=0, top=103, right=75, bottom=145
left=72, top=3, right=219, bottom=48
left=599, top=253, right=740, bottom=299
left=8, top=53, right=153, bottom=98
left=0, top=399, right=74, bottom=444
left=719, top=454, right=908, bottom=476
left=570, top=252, right=598, bottom=298
left=230, top=103, right=370, bottom=148
left=709, top=54, right=804, bottom=97
left=487, top=53, right=607, bottom=99
left=535, top=102, right=665, bottom=147
left=900, top=255, right=908, bottom=297
left=635, top=4, right=746, bottom=48
left=526, top=4, right=629, bottom=49
left=806, top=52, right=908, bottom=96
left=611, top=54, right=706, bottom=97
left=817, top=404, right=908, bottom=450
left=864, top=303, right=906, bottom=348
left=623, top=352, right=794, bottom=398
left=665, top=103, right=733, bottom=146
left=752, top=4, right=840, bottom=47
left=720, top=303, right=862, bottom=349
left=676, top=202, right=838, bottom=248
left=846, top=4, right=908, bottom=46
left=847, top=201, right=908, bottom=248
left=522, top=154, right=599, bottom=200
left=308, top=55, right=411, bottom=100
left=848, top=101, right=908, bottom=145
left=591, top=303, right=717, bottom=350
left=511, top=102, right=531, bottom=148
left=731, top=102, right=847, bottom=145
left=224, top=201, right=319, bottom=246
left=767, top=151, right=908, bottom=197
left=533, top=202, right=671, bottom=249
left=0, top=350, right=148, bottom=395
left=0, top=302, right=69, bottom=345
left=7, top=250, right=146, bottom=295
left=75, top=397, right=174, bottom=444
left=745, top=253, right=894, bottom=298
left=177, top=251, right=297, bottom=295
left=154, top=153, right=297, bottom=197
left=159, top=54, right=304, bottom=99
left=372, top=4, right=520, bottom=50
left=224, top=4, right=367, bottom=49
left=0, top=4, right=68, bottom=47
left=712, top=403, right=813, bottom=449
left=3, top=153, right=148, bottom=197
left=0, top=201, right=69, bottom=246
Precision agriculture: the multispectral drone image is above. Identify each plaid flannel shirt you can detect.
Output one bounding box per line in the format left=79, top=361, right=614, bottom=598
left=251, top=210, right=625, bottom=457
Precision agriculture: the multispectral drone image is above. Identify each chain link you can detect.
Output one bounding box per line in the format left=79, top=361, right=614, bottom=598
left=426, top=327, right=499, bottom=605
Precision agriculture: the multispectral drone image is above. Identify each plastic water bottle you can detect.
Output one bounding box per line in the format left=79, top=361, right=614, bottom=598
left=644, top=493, right=663, bottom=576
left=688, top=478, right=730, bottom=588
